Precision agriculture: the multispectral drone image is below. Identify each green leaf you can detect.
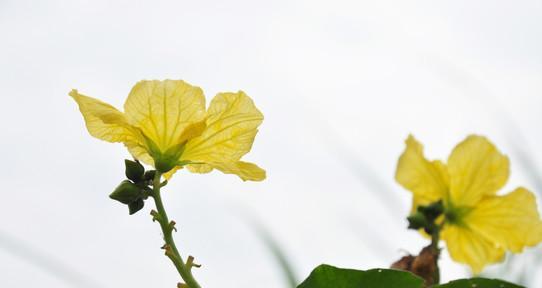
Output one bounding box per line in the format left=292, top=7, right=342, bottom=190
left=434, top=278, right=525, bottom=288
left=297, top=264, right=424, bottom=288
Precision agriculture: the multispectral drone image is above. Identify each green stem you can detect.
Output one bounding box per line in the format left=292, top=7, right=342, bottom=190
left=430, top=226, right=441, bottom=285
left=151, top=172, right=202, bottom=288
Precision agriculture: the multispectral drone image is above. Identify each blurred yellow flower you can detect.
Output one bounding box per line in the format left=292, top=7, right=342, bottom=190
left=70, top=80, right=265, bottom=181
left=396, top=135, right=542, bottom=273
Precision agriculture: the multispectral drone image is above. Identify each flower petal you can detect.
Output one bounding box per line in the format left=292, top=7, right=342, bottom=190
left=70, top=89, right=139, bottom=143
left=465, top=187, right=542, bottom=253
left=181, top=91, right=263, bottom=163
left=123, top=80, right=206, bottom=151
left=163, top=166, right=182, bottom=180
left=395, top=135, right=449, bottom=206
left=441, top=224, right=505, bottom=274
left=447, top=135, right=509, bottom=206
left=187, top=163, right=214, bottom=174
left=125, top=142, right=154, bottom=166
left=188, top=161, right=266, bottom=181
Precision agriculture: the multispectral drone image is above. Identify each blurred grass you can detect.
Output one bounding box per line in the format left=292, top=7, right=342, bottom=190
left=253, top=224, right=298, bottom=288
left=316, top=114, right=403, bottom=256
left=238, top=210, right=298, bottom=288
left=0, top=230, right=105, bottom=288
left=322, top=130, right=404, bottom=218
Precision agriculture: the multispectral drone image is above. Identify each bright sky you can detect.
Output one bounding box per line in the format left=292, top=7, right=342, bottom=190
left=1, top=0, right=541, bottom=287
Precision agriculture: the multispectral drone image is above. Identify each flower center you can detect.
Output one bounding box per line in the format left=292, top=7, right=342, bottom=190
left=143, top=134, right=187, bottom=173
left=444, top=204, right=472, bottom=227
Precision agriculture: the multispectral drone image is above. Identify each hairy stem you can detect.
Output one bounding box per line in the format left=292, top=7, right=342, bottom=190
left=151, top=172, right=202, bottom=288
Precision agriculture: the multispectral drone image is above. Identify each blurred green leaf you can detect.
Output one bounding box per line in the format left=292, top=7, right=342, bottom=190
left=297, top=265, right=424, bottom=288
left=434, top=278, right=524, bottom=288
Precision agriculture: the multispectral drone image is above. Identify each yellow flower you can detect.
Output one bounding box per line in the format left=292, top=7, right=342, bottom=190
left=70, top=79, right=265, bottom=181
left=396, top=135, right=542, bottom=273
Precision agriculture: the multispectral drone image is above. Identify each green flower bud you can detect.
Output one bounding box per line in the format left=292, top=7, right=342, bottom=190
left=418, top=200, right=444, bottom=221
left=110, top=180, right=142, bottom=204
left=407, top=211, right=429, bottom=230
left=144, top=170, right=156, bottom=181
left=128, top=198, right=145, bottom=215
left=125, top=159, right=145, bottom=182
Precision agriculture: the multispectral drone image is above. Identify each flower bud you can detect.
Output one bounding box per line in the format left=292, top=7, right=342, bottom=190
left=407, top=211, right=429, bottom=230
left=418, top=200, right=444, bottom=220
left=128, top=198, right=145, bottom=215
left=144, top=170, right=156, bottom=181
left=110, top=180, right=142, bottom=204
left=125, top=159, right=145, bottom=182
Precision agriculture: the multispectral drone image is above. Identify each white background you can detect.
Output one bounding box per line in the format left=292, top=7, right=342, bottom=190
left=1, top=0, right=541, bottom=287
